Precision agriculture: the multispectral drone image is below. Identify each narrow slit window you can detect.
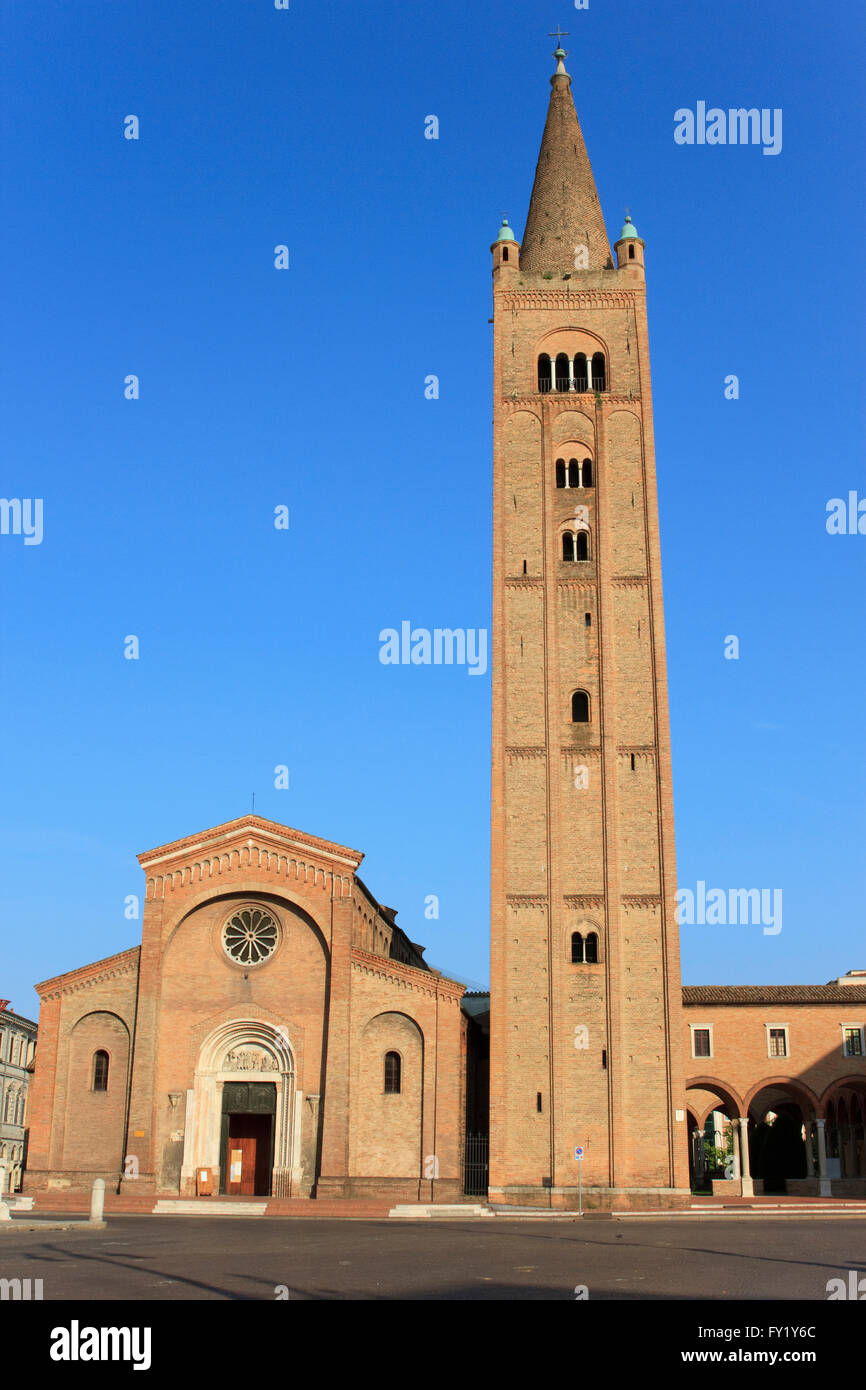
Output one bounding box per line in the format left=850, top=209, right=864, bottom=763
left=568, top=458, right=580, bottom=488
left=555, top=459, right=566, bottom=488
left=571, top=932, right=584, bottom=964
left=562, top=532, right=575, bottom=562
left=585, top=933, right=598, bottom=964
left=575, top=530, right=589, bottom=561
left=92, top=1050, right=109, bottom=1092
left=384, top=1051, right=402, bottom=1094
left=582, top=459, right=593, bottom=487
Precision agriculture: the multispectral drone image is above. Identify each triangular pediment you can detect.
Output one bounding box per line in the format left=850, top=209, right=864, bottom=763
left=138, top=815, right=364, bottom=873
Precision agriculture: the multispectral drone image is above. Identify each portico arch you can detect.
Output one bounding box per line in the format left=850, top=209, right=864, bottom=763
left=182, top=1019, right=300, bottom=1198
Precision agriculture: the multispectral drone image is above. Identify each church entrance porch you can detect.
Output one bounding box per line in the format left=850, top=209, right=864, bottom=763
left=219, top=1083, right=276, bottom=1196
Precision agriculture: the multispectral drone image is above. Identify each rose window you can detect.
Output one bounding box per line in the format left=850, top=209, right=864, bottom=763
left=222, top=907, right=279, bottom=965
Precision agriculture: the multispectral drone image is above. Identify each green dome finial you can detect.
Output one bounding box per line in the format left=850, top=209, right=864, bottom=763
left=619, top=211, right=639, bottom=240
left=495, top=215, right=516, bottom=243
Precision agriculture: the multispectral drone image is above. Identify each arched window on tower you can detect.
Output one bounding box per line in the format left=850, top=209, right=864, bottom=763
left=384, top=1051, right=402, bottom=1094
left=571, top=690, right=590, bottom=723
left=568, top=458, right=580, bottom=488
left=571, top=932, right=584, bottom=964
left=591, top=352, right=606, bottom=391
left=582, top=458, right=593, bottom=487
left=575, top=530, right=589, bottom=561
left=555, top=353, right=570, bottom=392
left=537, top=354, right=551, bottom=392
left=585, top=933, right=599, bottom=964
left=562, top=532, right=575, bottom=562
left=555, top=458, right=566, bottom=488
left=574, top=353, right=588, bottom=392
left=92, top=1050, right=109, bottom=1093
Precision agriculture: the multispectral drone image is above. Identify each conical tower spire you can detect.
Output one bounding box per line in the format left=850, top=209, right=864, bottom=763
left=519, top=45, right=611, bottom=275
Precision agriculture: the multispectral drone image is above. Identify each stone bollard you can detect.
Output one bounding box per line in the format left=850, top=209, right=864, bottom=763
left=0, top=1201, right=10, bottom=1222
left=89, top=1177, right=106, bottom=1226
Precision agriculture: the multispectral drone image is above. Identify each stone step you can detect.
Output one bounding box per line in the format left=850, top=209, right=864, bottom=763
left=153, top=1200, right=269, bottom=1216
left=389, top=1203, right=494, bottom=1219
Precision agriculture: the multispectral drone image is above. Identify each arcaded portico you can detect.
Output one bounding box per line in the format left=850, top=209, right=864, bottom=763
left=684, top=978, right=866, bottom=1197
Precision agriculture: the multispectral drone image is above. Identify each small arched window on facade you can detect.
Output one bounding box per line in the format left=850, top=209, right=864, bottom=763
left=575, top=530, right=589, bottom=561
left=555, top=458, right=566, bottom=488
left=568, top=458, right=580, bottom=488
left=571, top=690, right=590, bottom=723
left=502, top=247, right=509, bottom=261
left=538, top=354, right=552, bottom=392
left=573, top=353, right=588, bottom=392
left=92, top=1050, right=109, bottom=1092
left=555, top=353, right=570, bottom=392
left=585, top=933, right=599, bottom=964
left=582, top=459, right=593, bottom=487
left=562, top=532, right=575, bottom=562
left=628, top=244, right=635, bottom=260
left=591, top=352, right=606, bottom=391
left=384, top=1051, right=402, bottom=1094
left=571, top=932, right=584, bottom=964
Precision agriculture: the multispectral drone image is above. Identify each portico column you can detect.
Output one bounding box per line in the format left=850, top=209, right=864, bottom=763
left=804, top=1122, right=815, bottom=1177
left=738, top=1117, right=753, bottom=1196
left=728, top=1118, right=740, bottom=1178
left=694, top=1128, right=705, bottom=1182
left=815, top=1118, right=832, bottom=1196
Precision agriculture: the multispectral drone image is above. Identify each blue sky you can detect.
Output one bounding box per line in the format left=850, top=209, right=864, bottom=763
left=1, top=0, right=864, bottom=1014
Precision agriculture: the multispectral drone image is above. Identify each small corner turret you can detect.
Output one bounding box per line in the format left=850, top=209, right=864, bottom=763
left=491, top=215, right=519, bottom=277
left=614, top=213, right=645, bottom=276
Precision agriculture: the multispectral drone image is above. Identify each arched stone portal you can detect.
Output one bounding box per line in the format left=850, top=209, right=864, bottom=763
left=181, top=1020, right=302, bottom=1198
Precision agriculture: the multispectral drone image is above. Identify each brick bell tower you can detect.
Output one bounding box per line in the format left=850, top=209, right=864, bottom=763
left=489, top=44, right=689, bottom=1208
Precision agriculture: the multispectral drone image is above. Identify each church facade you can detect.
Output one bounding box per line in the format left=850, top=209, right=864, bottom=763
left=25, top=818, right=466, bottom=1200
left=22, top=49, right=865, bottom=1207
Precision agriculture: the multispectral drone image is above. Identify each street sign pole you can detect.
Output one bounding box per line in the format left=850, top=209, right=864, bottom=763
left=574, top=1145, right=584, bottom=1216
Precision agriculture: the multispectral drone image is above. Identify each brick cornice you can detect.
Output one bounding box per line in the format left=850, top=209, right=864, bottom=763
left=350, top=949, right=464, bottom=1002
left=506, top=745, right=546, bottom=760
left=506, top=894, right=548, bottom=909
left=35, top=946, right=141, bottom=1001
left=497, top=291, right=636, bottom=310
left=498, top=394, right=641, bottom=414
left=621, top=894, right=663, bottom=907
left=563, top=896, right=605, bottom=909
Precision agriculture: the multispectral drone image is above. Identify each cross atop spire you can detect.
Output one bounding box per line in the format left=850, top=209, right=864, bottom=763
left=548, top=25, right=570, bottom=52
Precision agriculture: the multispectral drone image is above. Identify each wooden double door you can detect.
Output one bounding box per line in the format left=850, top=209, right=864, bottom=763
left=219, top=1083, right=276, bottom=1196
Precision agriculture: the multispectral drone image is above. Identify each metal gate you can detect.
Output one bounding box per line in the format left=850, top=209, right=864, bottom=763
left=462, top=1133, right=489, bottom=1196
